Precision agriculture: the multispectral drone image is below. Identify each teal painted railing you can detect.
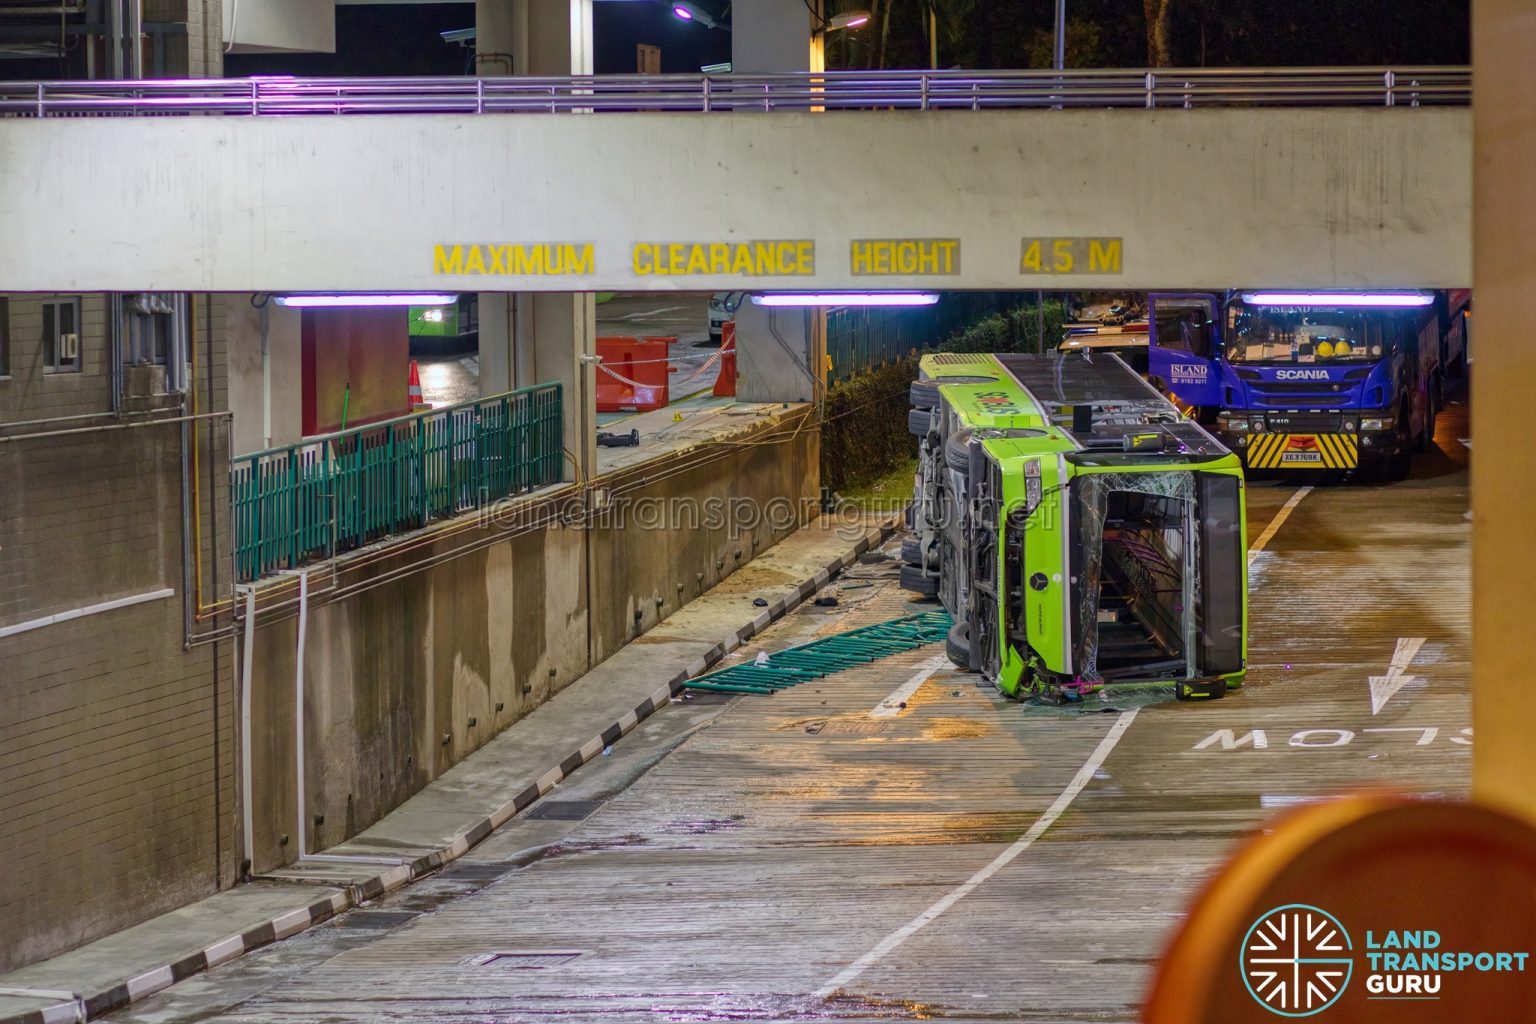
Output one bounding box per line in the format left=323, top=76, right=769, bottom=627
left=232, top=383, right=562, bottom=583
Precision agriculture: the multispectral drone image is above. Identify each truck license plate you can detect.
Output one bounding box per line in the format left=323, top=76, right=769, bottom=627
left=1281, top=452, right=1323, bottom=463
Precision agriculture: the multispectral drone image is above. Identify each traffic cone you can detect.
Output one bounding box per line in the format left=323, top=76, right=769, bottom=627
left=408, top=360, right=430, bottom=412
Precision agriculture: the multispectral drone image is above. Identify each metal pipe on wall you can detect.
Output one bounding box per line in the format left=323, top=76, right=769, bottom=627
left=108, top=293, right=123, bottom=415
left=237, top=584, right=256, bottom=875
left=277, top=568, right=311, bottom=857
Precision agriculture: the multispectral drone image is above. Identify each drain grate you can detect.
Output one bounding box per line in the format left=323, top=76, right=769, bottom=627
left=342, top=910, right=422, bottom=929
left=807, top=719, right=889, bottom=737
left=524, top=799, right=604, bottom=821
left=465, top=951, right=584, bottom=969
left=685, top=609, right=953, bottom=695
left=436, top=861, right=517, bottom=883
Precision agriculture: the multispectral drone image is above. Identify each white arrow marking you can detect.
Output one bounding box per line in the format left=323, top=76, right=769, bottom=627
left=1369, top=636, right=1426, bottom=714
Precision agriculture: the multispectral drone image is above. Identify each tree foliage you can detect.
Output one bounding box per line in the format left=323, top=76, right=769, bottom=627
left=826, top=0, right=1468, bottom=70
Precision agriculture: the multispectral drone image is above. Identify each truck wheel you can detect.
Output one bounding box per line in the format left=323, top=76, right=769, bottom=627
left=901, top=538, right=924, bottom=566
left=946, top=621, right=973, bottom=671
left=908, top=408, right=933, bottom=437
left=909, top=380, right=939, bottom=410
left=899, top=563, right=938, bottom=597
left=1382, top=400, right=1412, bottom=480
left=1416, top=380, right=1440, bottom=453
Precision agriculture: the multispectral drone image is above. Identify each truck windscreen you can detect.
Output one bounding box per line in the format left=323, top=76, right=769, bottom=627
left=1226, top=307, right=1387, bottom=365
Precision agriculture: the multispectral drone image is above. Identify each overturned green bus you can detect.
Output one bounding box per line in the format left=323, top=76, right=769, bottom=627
left=904, top=351, right=1248, bottom=702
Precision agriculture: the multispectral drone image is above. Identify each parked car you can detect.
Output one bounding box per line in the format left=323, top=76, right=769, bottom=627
left=708, top=291, right=746, bottom=343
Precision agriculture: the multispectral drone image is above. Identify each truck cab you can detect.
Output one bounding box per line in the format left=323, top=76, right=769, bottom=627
left=1148, top=291, right=1444, bottom=480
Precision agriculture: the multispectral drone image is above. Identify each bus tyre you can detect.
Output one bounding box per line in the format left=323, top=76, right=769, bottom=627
left=944, top=435, right=973, bottom=472
left=908, top=408, right=934, bottom=437
left=910, top=380, right=939, bottom=410
left=946, top=621, right=974, bottom=671
left=899, top=564, right=938, bottom=597
left=901, top=538, right=925, bottom=567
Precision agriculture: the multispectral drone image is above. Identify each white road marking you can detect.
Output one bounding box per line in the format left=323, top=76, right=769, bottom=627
left=1249, top=486, right=1313, bottom=558
left=814, top=709, right=1140, bottom=1000
left=1369, top=636, right=1426, bottom=714
left=870, top=655, right=951, bottom=718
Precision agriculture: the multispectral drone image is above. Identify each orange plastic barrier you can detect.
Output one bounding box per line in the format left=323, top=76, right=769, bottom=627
left=713, top=321, right=737, bottom=398
left=596, top=336, right=671, bottom=412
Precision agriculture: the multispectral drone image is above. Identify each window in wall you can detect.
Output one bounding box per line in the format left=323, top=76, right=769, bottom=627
left=43, top=297, right=82, bottom=373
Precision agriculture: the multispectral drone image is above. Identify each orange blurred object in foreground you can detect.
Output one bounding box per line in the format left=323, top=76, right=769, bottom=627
left=1144, top=795, right=1536, bottom=1022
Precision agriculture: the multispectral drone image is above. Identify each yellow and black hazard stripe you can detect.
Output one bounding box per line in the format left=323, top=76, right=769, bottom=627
left=1246, top=433, right=1359, bottom=469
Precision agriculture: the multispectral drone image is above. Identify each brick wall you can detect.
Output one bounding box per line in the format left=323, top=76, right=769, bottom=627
left=0, top=295, right=112, bottom=426
left=0, top=292, right=238, bottom=972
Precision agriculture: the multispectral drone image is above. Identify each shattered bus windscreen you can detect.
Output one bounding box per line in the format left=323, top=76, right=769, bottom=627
left=1070, top=471, right=1244, bottom=684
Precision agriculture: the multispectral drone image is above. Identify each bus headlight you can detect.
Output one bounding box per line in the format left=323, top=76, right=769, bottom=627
left=1360, top=418, right=1385, bottom=431
left=1223, top=417, right=1250, bottom=433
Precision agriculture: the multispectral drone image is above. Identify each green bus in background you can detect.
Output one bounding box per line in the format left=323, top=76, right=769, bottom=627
left=904, top=351, right=1248, bottom=703
left=409, top=294, right=617, bottom=353
left=409, top=296, right=478, bottom=353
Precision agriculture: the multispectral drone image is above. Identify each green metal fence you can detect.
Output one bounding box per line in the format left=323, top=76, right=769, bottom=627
left=232, top=382, right=562, bottom=583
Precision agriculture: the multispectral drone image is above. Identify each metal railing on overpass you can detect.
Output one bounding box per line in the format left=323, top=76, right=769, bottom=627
left=231, top=383, right=562, bottom=583
left=0, top=67, right=1469, bottom=118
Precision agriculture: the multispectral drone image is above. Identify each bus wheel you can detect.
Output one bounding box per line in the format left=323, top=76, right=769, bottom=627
left=901, top=537, right=933, bottom=569
left=946, top=621, right=973, bottom=670
left=899, top=563, right=938, bottom=597
left=910, top=380, right=939, bottom=410
left=944, top=435, right=974, bottom=472
left=908, top=408, right=933, bottom=436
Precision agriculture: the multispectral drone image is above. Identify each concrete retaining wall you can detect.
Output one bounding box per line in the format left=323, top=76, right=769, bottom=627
left=243, top=407, right=818, bottom=873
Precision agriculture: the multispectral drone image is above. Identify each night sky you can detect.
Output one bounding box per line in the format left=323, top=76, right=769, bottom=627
left=225, top=2, right=732, bottom=78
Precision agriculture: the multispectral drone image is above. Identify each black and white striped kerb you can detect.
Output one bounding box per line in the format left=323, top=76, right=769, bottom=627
left=0, top=516, right=900, bottom=1024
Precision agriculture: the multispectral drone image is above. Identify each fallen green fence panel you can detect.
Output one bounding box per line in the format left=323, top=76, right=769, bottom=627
left=685, top=609, right=953, bottom=695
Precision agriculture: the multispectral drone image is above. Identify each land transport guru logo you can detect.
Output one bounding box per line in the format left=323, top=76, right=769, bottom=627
left=1240, top=903, right=1531, bottom=1016
left=1241, top=904, right=1353, bottom=1016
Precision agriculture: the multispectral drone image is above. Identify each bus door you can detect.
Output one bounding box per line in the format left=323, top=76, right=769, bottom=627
left=1149, top=293, right=1224, bottom=413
